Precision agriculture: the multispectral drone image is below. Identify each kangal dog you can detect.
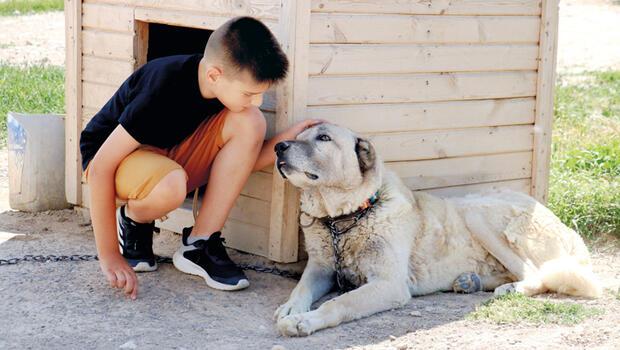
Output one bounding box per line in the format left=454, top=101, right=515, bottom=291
left=272, top=123, right=601, bottom=337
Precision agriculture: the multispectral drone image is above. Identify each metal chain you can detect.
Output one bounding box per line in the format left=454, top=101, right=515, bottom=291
left=0, top=254, right=300, bottom=280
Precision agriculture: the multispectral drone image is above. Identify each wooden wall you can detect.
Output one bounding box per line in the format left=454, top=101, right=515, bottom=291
left=302, top=0, right=556, bottom=198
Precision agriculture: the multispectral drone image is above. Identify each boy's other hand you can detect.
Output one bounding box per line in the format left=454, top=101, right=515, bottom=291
left=99, top=254, right=139, bottom=300
left=279, top=118, right=327, bottom=141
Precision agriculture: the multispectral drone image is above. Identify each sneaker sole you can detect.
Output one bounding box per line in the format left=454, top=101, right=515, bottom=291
left=116, top=207, right=158, bottom=273
left=172, top=249, right=250, bottom=291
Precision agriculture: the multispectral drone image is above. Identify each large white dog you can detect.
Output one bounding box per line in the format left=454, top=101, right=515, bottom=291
left=272, top=123, right=602, bottom=337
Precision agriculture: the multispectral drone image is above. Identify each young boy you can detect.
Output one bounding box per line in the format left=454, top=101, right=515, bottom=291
left=80, top=16, right=322, bottom=300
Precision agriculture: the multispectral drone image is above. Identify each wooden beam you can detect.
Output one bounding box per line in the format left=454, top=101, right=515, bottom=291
left=531, top=0, right=559, bottom=204
left=64, top=0, right=83, bottom=205
left=269, top=0, right=311, bottom=263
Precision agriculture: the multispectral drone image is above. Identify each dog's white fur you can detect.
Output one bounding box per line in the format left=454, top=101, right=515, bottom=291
left=273, top=124, right=602, bottom=337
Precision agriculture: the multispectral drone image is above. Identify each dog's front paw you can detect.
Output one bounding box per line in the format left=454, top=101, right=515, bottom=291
left=277, top=314, right=316, bottom=337
left=274, top=299, right=310, bottom=321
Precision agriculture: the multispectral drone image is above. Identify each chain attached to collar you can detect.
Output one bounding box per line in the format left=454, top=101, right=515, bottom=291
left=318, top=191, right=380, bottom=293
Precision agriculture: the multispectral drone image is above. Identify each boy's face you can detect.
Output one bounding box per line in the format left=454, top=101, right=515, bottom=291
left=210, top=68, right=270, bottom=113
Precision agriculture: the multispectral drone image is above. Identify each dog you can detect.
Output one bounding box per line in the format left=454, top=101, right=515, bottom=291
left=272, top=123, right=602, bottom=337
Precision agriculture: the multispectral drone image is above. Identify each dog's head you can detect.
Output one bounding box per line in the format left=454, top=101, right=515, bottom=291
left=274, top=123, right=376, bottom=190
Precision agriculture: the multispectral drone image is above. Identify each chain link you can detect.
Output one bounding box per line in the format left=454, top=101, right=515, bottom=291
left=0, top=254, right=300, bottom=280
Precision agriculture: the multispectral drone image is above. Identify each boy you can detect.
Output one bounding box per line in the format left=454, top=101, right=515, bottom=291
left=80, top=17, right=322, bottom=300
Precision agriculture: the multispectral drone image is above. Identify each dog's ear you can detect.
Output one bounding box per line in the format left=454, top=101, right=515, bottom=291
left=355, top=137, right=376, bottom=174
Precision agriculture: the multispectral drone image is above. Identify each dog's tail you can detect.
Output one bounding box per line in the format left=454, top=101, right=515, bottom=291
left=539, top=257, right=602, bottom=298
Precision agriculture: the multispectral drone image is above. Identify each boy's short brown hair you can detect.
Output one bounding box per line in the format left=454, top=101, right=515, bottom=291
left=205, top=16, right=288, bottom=84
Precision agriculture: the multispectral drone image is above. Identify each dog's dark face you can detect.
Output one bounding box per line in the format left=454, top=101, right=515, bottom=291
left=274, top=123, right=375, bottom=189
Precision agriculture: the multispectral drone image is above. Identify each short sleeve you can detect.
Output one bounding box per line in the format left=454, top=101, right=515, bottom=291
left=118, top=92, right=157, bottom=145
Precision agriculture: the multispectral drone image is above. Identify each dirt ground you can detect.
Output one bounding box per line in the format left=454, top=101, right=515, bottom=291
left=1, top=1, right=620, bottom=349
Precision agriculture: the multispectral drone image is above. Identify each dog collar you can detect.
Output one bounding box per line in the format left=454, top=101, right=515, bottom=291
left=320, top=190, right=380, bottom=236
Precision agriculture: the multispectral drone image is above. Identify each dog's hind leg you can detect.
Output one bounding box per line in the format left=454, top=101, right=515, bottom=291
left=463, top=211, right=540, bottom=282
left=274, top=259, right=335, bottom=322
left=481, top=272, right=515, bottom=291
left=277, top=279, right=410, bottom=336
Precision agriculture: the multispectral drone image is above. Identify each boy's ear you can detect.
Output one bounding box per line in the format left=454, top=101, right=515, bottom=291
left=206, top=66, right=223, bottom=84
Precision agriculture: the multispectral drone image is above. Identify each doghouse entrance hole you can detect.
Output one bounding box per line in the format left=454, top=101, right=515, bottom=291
left=136, top=22, right=213, bottom=64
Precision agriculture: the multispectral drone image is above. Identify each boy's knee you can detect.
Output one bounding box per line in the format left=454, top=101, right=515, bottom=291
left=228, top=106, right=266, bottom=142
left=153, top=169, right=187, bottom=205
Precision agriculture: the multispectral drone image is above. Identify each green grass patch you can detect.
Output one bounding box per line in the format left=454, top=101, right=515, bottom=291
left=549, top=70, right=620, bottom=239
left=0, top=63, right=65, bottom=146
left=467, top=293, right=602, bottom=325
left=0, top=0, right=63, bottom=16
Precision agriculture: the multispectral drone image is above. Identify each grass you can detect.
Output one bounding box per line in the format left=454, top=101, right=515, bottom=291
left=549, top=71, right=620, bottom=240
left=467, top=293, right=603, bottom=325
left=0, top=63, right=65, bottom=147
left=0, top=0, right=63, bottom=16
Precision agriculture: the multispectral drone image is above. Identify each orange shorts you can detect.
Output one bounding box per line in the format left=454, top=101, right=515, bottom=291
left=84, top=109, right=228, bottom=201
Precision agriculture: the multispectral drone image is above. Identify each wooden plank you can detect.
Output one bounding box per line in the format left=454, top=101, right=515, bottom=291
left=133, top=7, right=279, bottom=33
left=64, top=0, right=83, bottom=205
left=85, top=0, right=281, bottom=20
left=82, top=56, right=134, bottom=86
left=82, top=2, right=134, bottom=33
left=387, top=152, right=532, bottom=190
left=308, top=71, right=538, bottom=105
left=242, top=171, right=273, bottom=201
left=310, top=14, right=540, bottom=44
left=309, top=44, right=539, bottom=75
left=82, top=29, right=134, bottom=60
left=531, top=0, right=559, bottom=204
left=366, top=125, right=534, bottom=162
left=82, top=82, right=117, bottom=110
left=269, top=0, right=311, bottom=263
left=134, top=20, right=149, bottom=70
left=153, top=203, right=269, bottom=257
left=423, top=179, right=531, bottom=197
left=310, top=0, right=542, bottom=16
left=307, top=98, right=535, bottom=134
left=227, top=195, right=270, bottom=228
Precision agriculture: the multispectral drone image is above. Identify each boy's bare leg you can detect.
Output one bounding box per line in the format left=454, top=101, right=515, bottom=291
left=124, top=169, right=188, bottom=223
left=191, top=107, right=267, bottom=238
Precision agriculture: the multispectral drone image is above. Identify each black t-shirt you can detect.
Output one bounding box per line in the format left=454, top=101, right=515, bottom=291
left=79, top=54, right=224, bottom=171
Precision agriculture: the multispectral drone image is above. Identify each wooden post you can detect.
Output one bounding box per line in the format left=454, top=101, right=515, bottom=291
left=64, top=0, right=82, bottom=205
left=269, top=0, right=311, bottom=262
left=531, top=0, right=559, bottom=204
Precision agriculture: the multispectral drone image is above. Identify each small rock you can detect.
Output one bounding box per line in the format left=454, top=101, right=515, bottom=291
left=409, top=310, right=422, bottom=317
left=119, top=340, right=137, bottom=349
left=389, top=335, right=397, bottom=341
left=396, top=344, right=408, bottom=350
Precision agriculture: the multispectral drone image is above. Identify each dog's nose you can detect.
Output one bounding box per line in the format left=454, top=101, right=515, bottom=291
left=274, top=141, right=290, bottom=155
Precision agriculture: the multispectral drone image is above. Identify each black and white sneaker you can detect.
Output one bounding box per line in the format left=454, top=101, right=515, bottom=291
left=173, top=227, right=249, bottom=291
left=116, top=205, right=158, bottom=272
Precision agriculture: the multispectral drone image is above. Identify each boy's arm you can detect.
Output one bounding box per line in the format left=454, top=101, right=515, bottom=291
left=252, top=137, right=281, bottom=172
left=87, top=124, right=140, bottom=298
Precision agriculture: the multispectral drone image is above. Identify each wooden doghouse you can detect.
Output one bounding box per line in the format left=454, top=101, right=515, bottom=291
left=64, top=0, right=559, bottom=263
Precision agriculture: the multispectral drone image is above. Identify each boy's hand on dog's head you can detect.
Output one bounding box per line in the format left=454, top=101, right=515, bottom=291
left=98, top=254, right=139, bottom=300
left=280, top=119, right=328, bottom=141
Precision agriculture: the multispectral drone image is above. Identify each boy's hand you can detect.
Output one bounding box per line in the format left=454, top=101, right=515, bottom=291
left=98, top=254, right=139, bottom=300
left=279, top=119, right=328, bottom=142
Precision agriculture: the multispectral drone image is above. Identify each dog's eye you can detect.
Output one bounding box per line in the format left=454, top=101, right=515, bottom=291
left=317, top=134, right=331, bottom=142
